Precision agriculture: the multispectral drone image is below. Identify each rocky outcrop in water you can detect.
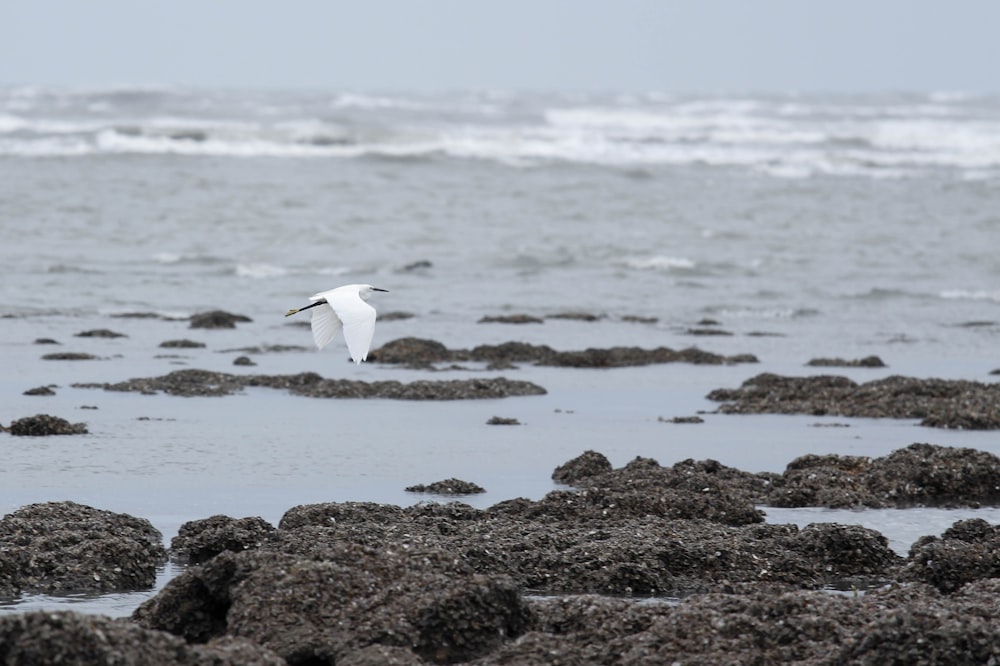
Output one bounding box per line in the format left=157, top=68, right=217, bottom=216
left=405, top=479, right=486, bottom=495
left=73, top=369, right=546, bottom=400
left=806, top=355, right=886, bottom=367
left=766, top=442, right=1000, bottom=508
left=75, top=328, right=127, bottom=338
left=41, top=352, right=99, bottom=360
left=0, top=501, right=165, bottom=597
left=12, top=581, right=1000, bottom=665
left=708, top=372, right=1000, bottom=429
left=22, top=385, right=57, bottom=396
left=478, top=314, right=544, bottom=324
left=133, top=517, right=895, bottom=663
left=369, top=336, right=758, bottom=368
left=189, top=310, right=253, bottom=329
left=5, top=444, right=1000, bottom=663
left=5, top=413, right=88, bottom=435
left=0, top=612, right=285, bottom=665
left=134, top=546, right=532, bottom=664
left=900, top=518, right=1000, bottom=593
left=170, top=515, right=277, bottom=565
left=489, top=581, right=1000, bottom=665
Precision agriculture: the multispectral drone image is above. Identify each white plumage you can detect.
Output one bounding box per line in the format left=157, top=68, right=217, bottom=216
left=285, top=283, right=388, bottom=364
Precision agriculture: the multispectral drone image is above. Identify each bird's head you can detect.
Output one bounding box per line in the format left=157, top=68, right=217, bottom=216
left=359, top=285, right=389, bottom=300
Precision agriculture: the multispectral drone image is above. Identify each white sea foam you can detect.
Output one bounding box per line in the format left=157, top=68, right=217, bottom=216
left=331, top=92, right=431, bottom=111
left=317, top=266, right=354, bottom=277
left=708, top=306, right=821, bottom=320
left=0, top=136, right=94, bottom=156
left=928, top=90, right=979, bottom=103
left=152, top=252, right=228, bottom=266
left=152, top=252, right=183, bottom=264
left=0, top=113, right=27, bottom=132
left=235, top=263, right=288, bottom=279
left=939, top=289, right=1000, bottom=303
left=624, top=256, right=697, bottom=271
left=1, top=88, right=997, bottom=176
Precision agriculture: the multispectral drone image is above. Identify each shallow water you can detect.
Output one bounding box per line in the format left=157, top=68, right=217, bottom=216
left=2, top=87, right=1000, bottom=616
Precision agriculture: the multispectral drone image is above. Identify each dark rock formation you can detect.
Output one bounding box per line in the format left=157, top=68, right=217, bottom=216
left=379, top=311, right=417, bottom=321
left=170, top=515, right=277, bottom=565
left=189, top=310, right=252, bottom=329
left=660, top=415, right=705, bottom=424
left=159, top=339, right=206, bottom=348
left=22, top=385, right=56, bottom=396
left=0, top=501, right=165, bottom=596
left=405, top=479, right=486, bottom=495
left=686, top=327, right=734, bottom=336
left=545, top=312, right=605, bottom=321
left=369, top=336, right=757, bottom=369
left=478, top=314, right=544, bottom=324
left=11, top=445, right=1000, bottom=663
left=766, top=443, right=1000, bottom=508
left=110, top=311, right=173, bottom=319
left=486, top=416, right=520, bottom=425
left=75, top=328, right=127, bottom=338
left=0, top=611, right=286, bottom=665
left=7, top=413, right=87, bottom=435
left=135, top=546, right=533, bottom=664
left=551, top=450, right=613, bottom=485
left=709, top=372, right=1000, bottom=429
left=806, top=355, right=886, bottom=367
left=135, top=511, right=900, bottom=663
left=73, top=369, right=547, bottom=400
left=490, top=582, right=1000, bottom=665
left=366, top=338, right=453, bottom=364
left=900, top=518, right=1000, bottom=592
left=41, top=352, right=98, bottom=360
left=556, top=454, right=771, bottom=525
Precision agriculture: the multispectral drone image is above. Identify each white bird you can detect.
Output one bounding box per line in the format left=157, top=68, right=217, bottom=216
left=285, top=284, right=388, bottom=364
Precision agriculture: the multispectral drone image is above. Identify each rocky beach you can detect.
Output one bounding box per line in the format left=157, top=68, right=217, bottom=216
left=5, top=321, right=1000, bottom=663
left=3, top=87, right=1000, bottom=663
left=4, top=441, right=1000, bottom=663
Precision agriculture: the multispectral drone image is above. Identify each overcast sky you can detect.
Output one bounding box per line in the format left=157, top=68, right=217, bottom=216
left=3, top=0, right=998, bottom=93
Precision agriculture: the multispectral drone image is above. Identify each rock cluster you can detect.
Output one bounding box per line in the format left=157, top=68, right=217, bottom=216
left=0, top=501, right=165, bottom=597
left=765, top=443, right=1000, bottom=508
left=709, top=372, right=1000, bottom=429
left=5, top=413, right=88, bottom=436
left=75, top=328, right=128, bottom=338
left=4, top=444, right=1000, bottom=663
left=0, top=612, right=285, bottom=665
left=73, top=369, right=546, bottom=400
left=369, top=336, right=757, bottom=368
left=188, top=310, right=253, bottom=329
left=805, top=355, right=886, bottom=367
left=405, top=479, right=487, bottom=495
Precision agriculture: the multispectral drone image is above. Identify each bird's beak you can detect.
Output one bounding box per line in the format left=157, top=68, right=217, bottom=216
left=372, top=287, right=389, bottom=292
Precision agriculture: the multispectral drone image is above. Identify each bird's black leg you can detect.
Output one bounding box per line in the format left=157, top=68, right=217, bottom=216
left=285, top=299, right=327, bottom=317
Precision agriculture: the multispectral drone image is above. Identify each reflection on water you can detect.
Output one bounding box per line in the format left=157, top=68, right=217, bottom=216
left=0, top=561, right=184, bottom=618
left=763, top=505, right=1000, bottom=556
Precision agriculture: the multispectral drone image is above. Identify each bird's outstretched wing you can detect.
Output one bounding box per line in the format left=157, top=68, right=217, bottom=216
left=310, top=302, right=343, bottom=351
left=326, top=290, right=377, bottom=364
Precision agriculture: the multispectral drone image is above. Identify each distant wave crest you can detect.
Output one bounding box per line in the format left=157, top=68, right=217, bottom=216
left=2, top=88, right=998, bottom=178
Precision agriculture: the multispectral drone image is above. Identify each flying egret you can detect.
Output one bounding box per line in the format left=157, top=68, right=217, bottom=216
left=285, top=284, right=388, bottom=364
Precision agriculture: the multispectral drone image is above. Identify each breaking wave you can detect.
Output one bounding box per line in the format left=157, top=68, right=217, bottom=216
left=2, top=87, right=998, bottom=178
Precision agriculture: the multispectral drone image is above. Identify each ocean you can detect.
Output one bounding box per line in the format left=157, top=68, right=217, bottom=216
left=2, top=86, right=1000, bottom=615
